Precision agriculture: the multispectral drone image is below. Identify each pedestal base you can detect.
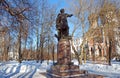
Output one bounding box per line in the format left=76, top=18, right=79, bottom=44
left=47, top=64, right=88, bottom=78
left=47, top=63, right=103, bottom=78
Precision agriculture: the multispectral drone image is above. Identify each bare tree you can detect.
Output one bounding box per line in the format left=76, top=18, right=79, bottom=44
left=0, top=0, right=37, bottom=62
left=99, top=1, right=119, bottom=65
left=33, top=0, right=56, bottom=63
left=67, top=0, right=94, bottom=64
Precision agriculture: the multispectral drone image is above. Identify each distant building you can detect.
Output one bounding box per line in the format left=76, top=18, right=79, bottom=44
left=8, top=51, right=19, bottom=60
left=85, top=7, right=119, bottom=61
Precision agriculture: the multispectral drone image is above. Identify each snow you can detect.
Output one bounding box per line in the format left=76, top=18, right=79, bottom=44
left=73, top=59, right=120, bottom=78
left=0, top=60, right=120, bottom=78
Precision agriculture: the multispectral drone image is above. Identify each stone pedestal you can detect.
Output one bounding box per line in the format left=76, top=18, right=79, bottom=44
left=57, top=39, right=71, bottom=65
left=47, top=39, right=86, bottom=78
left=47, top=39, right=103, bottom=78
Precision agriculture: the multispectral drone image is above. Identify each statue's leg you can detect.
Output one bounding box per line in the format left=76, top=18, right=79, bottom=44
left=61, top=29, right=64, bottom=38
left=58, top=29, right=61, bottom=40
left=67, top=29, right=69, bottom=36
left=67, top=26, right=69, bottom=36
left=65, top=26, right=69, bottom=36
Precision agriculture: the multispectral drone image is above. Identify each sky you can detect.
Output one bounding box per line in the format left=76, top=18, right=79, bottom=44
left=48, top=0, right=67, bottom=10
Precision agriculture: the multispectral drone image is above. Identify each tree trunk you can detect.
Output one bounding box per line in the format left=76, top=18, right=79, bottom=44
left=47, top=39, right=49, bottom=65
left=18, top=24, right=22, bottom=63
left=40, top=42, right=44, bottom=63
left=83, top=48, right=86, bottom=63
left=36, top=28, right=39, bottom=63
left=72, top=45, right=81, bottom=65
left=52, top=44, right=55, bottom=64
left=108, top=40, right=112, bottom=65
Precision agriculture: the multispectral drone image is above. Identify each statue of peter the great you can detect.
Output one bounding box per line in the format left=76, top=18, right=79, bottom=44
left=55, top=9, right=73, bottom=41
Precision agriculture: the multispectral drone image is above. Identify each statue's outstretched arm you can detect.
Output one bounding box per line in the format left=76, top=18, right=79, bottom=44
left=66, top=14, right=73, bottom=17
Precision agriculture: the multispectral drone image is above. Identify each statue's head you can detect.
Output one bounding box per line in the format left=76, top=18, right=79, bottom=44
left=60, top=9, right=64, bottom=13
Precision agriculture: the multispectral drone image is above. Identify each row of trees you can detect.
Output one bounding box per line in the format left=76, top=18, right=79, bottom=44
left=0, top=0, right=57, bottom=63
left=0, top=0, right=120, bottom=63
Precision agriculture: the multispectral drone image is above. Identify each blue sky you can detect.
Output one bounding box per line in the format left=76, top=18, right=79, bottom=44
left=48, top=0, right=67, bottom=9
left=48, top=0, right=72, bottom=14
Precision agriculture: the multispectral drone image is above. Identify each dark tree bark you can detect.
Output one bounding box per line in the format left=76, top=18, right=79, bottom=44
left=52, top=44, right=55, bottom=64
left=108, top=40, right=112, bottom=65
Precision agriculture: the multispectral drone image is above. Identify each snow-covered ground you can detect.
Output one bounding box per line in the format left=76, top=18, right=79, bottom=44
left=73, top=60, right=120, bottom=78
left=0, top=60, right=120, bottom=78
left=0, top=60, right=51, bottom=78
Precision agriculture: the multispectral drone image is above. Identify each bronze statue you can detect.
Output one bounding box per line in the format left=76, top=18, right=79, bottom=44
left=55, top=9, right=73, bottom=41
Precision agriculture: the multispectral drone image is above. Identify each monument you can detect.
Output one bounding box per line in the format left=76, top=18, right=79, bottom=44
left=55, top=8, right=73, bottom=65
left=55, top=8, right=72, bottom=41
left=47, top=9, right=103, bottom=78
